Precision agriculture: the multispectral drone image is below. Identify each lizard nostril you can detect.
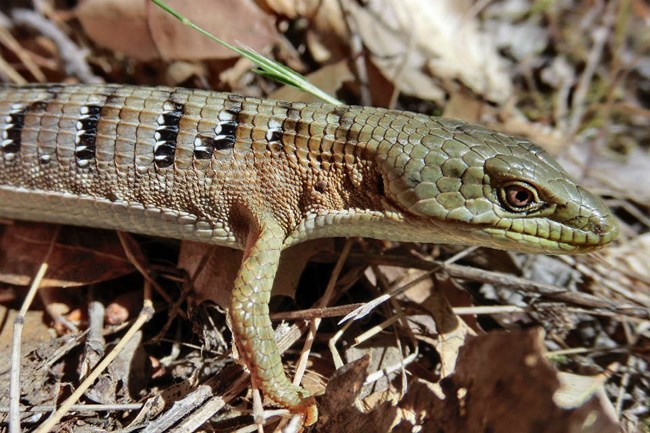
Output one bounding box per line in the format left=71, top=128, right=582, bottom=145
left=587, top=213, right=619, bottom=241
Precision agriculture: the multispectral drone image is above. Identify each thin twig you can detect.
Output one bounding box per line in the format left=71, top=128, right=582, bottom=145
left=0, top=403, right=143, bottom=414
left=11, top=8, right=103, bottom=84
left=337, top=0, right=371, bottom=106
left=33, top=283, right=155, bottom=433
left=294, top=238, right=354, bottom=382
left=117, top=231, right=186, bottom=319
left=0, top=10, right=44, bottom=82
left=339, top=247, right=477, bottom=324
left=567, top=0, right=616, bottom=136
left=317, top=251, right=647, bottom=319
left=8, top=227, right=59, bottom=433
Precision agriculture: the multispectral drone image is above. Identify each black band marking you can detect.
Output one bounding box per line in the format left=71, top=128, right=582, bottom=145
left=30, top=100, right=49, bottom=113
left=215, top=120, right=237, bottom=137
left=154, top=99, right=184, bottom=168
left=194, top=96, right=242, bottom=159
left=213, top=135, right=236, bottom=150
left=2, top=98, right=51, bottom=161
left=225, top=94, right=244, bottom=111
left=266, top=116, right=283, bottom=146
left=75, top=104, right=102, bottom=167
left=268, top=129, right=283, bottom=143
left=2, top=104, right=27, bottom=158
left=193, top=133, right=235, bottom=159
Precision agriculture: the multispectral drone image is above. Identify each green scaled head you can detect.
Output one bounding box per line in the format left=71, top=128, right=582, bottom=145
left=377, top=117, right=618, bottom=254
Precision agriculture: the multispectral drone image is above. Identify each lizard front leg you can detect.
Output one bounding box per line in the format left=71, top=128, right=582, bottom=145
left=230, top=217, right=313, bottom=410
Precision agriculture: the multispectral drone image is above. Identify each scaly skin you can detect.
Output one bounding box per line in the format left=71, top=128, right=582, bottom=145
left=0, top=84, right=618, bottom=409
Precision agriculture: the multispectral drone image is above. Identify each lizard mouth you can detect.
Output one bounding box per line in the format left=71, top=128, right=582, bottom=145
left=472, top=206, right=620, bottom=255
left=480, top=222, right=618, bottom=254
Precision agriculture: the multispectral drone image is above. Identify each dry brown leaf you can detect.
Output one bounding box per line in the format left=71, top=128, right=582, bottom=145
left=555, top=371, right=618, bottom=421
left=344, top=334, right=410, bottom=400
left=75, top=0, right=156, bottom=61
left=178, top=242, right=239, bottom=308
left=0, top=223, right=134, bottom=288
left=602, top=232, right=650, bottom=279
left=442, top=89, right=486, bottom=123
left=76, top=0, right=278, bottom=61
left=420, top=282, right=474, bottom=377
left=269, top=60, right=354, bottom=103
left=165, top=61, right=208, bottom=85
left=315, top=355, right=398, bottom=432
left=179, top=239, right=333, bottom=307
left=266, top=0, right=513, bottom=103
left=344, top=0, right=512, bottom=104
left=393, top=329, right=619, bottom=433
left=261, top=0, right=349, bottom=63
left=560, top=145, right=650, bottom=203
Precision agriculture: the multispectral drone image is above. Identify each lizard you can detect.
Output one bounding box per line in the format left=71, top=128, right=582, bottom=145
left=0, top=83, right=618, bottom=411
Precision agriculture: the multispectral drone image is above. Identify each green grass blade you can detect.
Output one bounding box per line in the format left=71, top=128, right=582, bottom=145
left=151, top=0, right=343, bottom=105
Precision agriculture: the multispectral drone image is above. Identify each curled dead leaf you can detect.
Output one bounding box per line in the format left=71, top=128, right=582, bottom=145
left=76, top=0, right=278, bottom=61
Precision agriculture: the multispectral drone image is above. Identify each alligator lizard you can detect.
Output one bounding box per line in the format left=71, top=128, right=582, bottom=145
left=0, top=83, right=618, bottom=411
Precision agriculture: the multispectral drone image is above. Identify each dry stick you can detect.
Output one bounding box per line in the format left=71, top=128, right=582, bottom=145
left=283, top=415, right=304, bottom=433
left=294, top=238, right=355, bottom=384
left=567, top=0, right=616, bottom=137
left=0, top=54, right=27, bottom=85
left=328, top=319, right=354, bottom=370
left=0, top=403, right=143, bottom=414
left=137, top=364, right=250, bottom=433
left=177, top=389, right=275, bottom=433
left=156, top=245, right=218, bottom=341
left=327, top=251, right=647, bottom=318
left=337, top=0, right=371, bottom=107
left=117, top=231, right=186, bottom=319
left=368, top=264, right=419, bottom=394
left=8, top=226, right=59, bottom=433
left=615, top=354, right=635, bottom=417
left=251, top=388, right=265, bottom=432
left=0, top=11, right=44, bottom=82
left=11, top=8, right=102, bottom=84
left=453, top=305, right=526, bottom=315
left=339, top=247, right=478, bottom=324
left=271, top=303, right=364, bottom=321
left=137, top=384, right=213, bottom=433
left=33, top=283, right=155, bottom=433
left=79, top=296, right=106, bottom=379
left=9, top=265, right=48, bottom=432
left=142, top=316, right=308, bottom=431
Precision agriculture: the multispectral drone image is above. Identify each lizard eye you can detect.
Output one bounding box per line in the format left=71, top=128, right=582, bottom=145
left=499, top=181, right=542, bottom=212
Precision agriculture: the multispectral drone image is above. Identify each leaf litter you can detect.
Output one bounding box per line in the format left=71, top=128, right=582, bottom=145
left=0, top=0, right=648, bottom=431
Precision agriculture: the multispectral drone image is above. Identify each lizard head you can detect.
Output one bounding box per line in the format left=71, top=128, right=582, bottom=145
left=377, top=118, right=618, bottom=254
